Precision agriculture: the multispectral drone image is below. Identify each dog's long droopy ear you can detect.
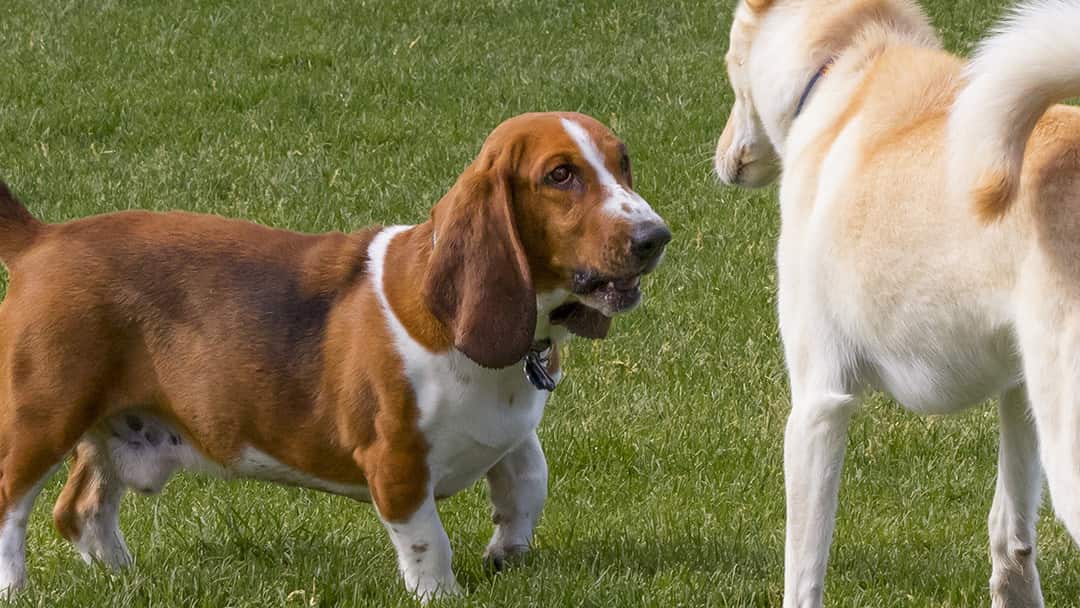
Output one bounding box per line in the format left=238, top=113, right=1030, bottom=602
left=422, top=154, right=536, bottom=369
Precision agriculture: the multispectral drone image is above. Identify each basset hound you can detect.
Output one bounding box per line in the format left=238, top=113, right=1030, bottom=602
left=0, top=112, right=669, bottom=599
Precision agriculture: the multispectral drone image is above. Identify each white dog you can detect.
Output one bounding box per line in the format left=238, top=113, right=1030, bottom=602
left=715, top=0, right=1080, bottom=606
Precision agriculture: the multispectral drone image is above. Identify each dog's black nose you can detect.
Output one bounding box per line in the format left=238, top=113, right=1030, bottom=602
left=631, top=223, right=672, bottom=264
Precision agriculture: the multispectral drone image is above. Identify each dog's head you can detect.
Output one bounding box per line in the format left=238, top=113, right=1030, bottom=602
left=714, top=1, right=783, bottom=188
left=423, top=112, right=670, bottom=369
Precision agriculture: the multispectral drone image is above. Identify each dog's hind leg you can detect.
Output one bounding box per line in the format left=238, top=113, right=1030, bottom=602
left=1017, top=302, right=1080, bottom=552
left=988, top=387, right=1043, bottom=608
left=52, top=440, right=132, bottom=569
left=0, top=393, right=76, bottom=597
left=0, top=391, right=85, bottom=595
left=0, top=462, right=58, bottom=598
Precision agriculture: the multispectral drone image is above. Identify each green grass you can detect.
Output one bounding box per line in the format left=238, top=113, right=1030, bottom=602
left=0, top=0, right=1077, bottom=606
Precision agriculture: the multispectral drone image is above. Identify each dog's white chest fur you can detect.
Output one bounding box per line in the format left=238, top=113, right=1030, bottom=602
left=369, top=226, right=554, bottom=497
left=407, top=349, right=550, bottom=496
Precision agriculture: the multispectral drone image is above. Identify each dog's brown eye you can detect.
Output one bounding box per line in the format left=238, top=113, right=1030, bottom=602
left=546, top=165, right=575, bottom=188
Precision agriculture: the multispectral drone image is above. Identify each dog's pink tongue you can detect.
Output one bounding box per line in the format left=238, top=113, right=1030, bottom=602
left=551, top=303, right=611, bottom=339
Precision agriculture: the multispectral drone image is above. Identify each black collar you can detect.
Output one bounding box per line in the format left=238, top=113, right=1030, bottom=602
left=794, top=60, right=833, bottom=118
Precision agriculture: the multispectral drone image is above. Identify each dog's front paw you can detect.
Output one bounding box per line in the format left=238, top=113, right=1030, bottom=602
left=407, top=575, right=463, bottom=604
left=482, top=542, right=531, bottom=573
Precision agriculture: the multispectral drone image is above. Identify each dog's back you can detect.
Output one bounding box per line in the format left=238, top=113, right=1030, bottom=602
left=0, top=191, right=380, bottom=463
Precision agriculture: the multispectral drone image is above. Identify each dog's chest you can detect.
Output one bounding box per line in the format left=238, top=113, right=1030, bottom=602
left=406, top=351, right=551, bottom=496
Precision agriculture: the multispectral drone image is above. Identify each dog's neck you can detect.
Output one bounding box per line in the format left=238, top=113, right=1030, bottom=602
left=793, top=60, right=833, bottom=118
left=753, top=1, right=941, bottom=157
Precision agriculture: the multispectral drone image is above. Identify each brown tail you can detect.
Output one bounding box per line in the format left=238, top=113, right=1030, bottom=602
left=0, top=182, right=43, bottom=263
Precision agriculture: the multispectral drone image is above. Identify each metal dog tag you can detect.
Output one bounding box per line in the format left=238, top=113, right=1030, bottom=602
left=524, top=342, right=556, bottom=392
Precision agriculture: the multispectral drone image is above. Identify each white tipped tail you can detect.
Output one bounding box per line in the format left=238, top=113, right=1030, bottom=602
left=949, top=0, right=1080, bottom=222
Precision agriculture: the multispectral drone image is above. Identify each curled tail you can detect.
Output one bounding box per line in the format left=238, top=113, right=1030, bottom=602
left=949, top=0, right=1080, bottom=222
left=0, top=182, right=42, bottom=263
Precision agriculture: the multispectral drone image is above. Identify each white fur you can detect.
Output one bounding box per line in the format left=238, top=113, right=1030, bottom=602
left=949, top=0, right=1080, bottom=205
left=717, top=1, right=1080, bottom=606
left=988, top=388, right=1043, bottom=607
left=559, top=118, right=663, bottom=224
left=377, top=496, right=461, bottom=602
left=483, top=432, right=548, bottom=567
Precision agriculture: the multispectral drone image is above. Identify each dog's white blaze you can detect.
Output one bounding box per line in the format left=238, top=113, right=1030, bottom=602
left=559, top=118, right=617, bottom=188
left=559, top=118, right=661, bottom=223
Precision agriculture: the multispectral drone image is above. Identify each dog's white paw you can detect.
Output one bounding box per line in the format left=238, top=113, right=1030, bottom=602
left=990, top=569, right=1043, bottom=608
left=482, top=542, right=530, bottom=573
left=408, top=575, right=463, bottom=604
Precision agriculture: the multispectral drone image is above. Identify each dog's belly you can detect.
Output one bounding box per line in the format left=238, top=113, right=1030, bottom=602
left=99, top=410, right=370, bottom=498
left=225, top=448, right=371, bottom=499
left=865, top=328, right=1020, bottom=415
left=99, top=411, right=209, bottom=494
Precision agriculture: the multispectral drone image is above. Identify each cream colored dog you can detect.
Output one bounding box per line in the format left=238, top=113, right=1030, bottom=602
left=715, top=0, right=1080, bottom=606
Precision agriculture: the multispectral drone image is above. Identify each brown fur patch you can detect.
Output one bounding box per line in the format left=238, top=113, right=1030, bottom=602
left=973, top=169, right=1017, bottom=224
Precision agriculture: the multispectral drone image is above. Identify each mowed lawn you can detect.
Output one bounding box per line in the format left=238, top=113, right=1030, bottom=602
left=1, top=0, right=1078, bottom=606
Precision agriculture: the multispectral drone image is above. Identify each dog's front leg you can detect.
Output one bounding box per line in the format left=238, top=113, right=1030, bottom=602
left=376, top=493, right=462, bottom=602
left=782, top=384, right=860, bottom=608
left=989, top=387, right=1043, bottom=608
left=483, top=431, right=548, bottom=571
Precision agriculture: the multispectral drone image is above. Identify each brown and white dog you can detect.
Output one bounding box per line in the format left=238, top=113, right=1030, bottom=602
left=716, top=0, right=1080, bottom=606
left=0, top=111, right=669, bottom=600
